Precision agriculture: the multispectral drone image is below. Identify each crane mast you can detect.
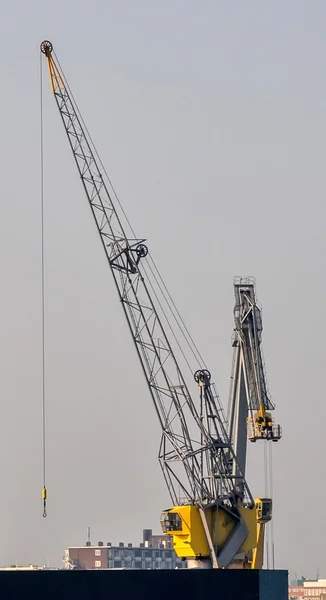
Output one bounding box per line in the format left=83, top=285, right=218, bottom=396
left=41, top=41, right=258, bottom=568
left=227, top=277, right=282, bottom=569
left=228, top=276, right=281, bottom=464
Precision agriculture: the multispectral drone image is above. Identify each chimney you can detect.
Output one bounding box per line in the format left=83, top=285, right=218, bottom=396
left=143, top=529, right=152, bottom=544
left=86, top=526, right=91, bottom=546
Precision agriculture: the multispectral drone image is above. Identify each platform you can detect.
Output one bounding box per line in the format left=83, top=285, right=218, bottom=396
left=0, top=568, right=288, bottom=599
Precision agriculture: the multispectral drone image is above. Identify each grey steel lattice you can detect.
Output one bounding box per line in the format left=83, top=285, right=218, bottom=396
left=233, top=277, right=274, bottom=414
left=41, top=41, right=253, bottom=514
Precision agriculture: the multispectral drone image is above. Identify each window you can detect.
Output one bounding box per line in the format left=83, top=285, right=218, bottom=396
left=95, top=549, right=101, bottom=556
left=94, top=561, right=101, bottom=568
left=161, top=512, right=182, bottom=532
left=114, top=560, right=122, bottom=568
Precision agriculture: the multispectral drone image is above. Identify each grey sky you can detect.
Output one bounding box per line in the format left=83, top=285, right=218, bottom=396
left=0, top=0, right=324, bottom=576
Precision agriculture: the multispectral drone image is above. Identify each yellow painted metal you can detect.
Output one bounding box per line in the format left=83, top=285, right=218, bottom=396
left=251, top=497, right=272, bottom=569
left=251, top=522, right=265, bottom=569
left=160, top=496, right=271, bottom=568
left=161, top=501, right=257, bottom=561
left=161, top=505, right=208, bottom=558
left=247, top=408, right=273, bottom=440
left=42, top=46, right=65, bottom=94
left=255, top=497, right=272, bottom=526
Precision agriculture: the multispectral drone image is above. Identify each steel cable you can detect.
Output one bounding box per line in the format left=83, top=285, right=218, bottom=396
left=53, top=50, right=208, bottom=377
left=40, top=53, right=47, bottom=517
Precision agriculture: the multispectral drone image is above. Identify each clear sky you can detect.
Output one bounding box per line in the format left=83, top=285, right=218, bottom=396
left=0, top=0, right=325, bottom=576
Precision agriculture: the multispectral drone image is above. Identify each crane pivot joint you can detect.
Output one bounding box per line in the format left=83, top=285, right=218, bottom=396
left=194, top=369, right=211, bottom=386
left=40, top=40, right=53, bottom=56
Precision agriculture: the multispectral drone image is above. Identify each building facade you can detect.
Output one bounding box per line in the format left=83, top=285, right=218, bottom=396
left=289, top=580, right=326, bottom=599
left=289, top=586, right=304, bottom=599
left=64, top=529, right=185, bottom=570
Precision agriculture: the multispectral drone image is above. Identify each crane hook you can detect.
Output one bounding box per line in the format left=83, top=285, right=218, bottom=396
left=42, top=487, right=47, bottom=518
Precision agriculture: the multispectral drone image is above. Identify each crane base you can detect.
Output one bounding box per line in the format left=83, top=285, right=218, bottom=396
left=187, top=558, right=212, bottom=569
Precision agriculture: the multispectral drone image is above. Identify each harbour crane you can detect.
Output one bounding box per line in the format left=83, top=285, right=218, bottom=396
left=40, top=40, right=281, bottom=569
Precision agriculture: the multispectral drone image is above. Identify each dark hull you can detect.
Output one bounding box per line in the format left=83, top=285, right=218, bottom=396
left=0, top=568, right=288, bottom=599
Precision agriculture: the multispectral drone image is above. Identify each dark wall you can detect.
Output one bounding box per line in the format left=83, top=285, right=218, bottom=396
left=259, top=569, right=289, bottom=600
left=0, top=568, right=288, bottom=600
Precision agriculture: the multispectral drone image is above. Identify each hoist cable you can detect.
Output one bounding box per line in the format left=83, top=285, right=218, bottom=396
left=143, top=259, right=203, bottom=370
left=141, top=261, right=194, bottom=375
left=269, top=443, right=275, bottom=568
left=264, top=442, right=269, bottom=568
left=40, top=53, right=47, bottom=518
left=53, top=50, right=208, bottom=375
left=263, top=440, right=276, bottom=569
left=147, top=254, right=207, bottom=368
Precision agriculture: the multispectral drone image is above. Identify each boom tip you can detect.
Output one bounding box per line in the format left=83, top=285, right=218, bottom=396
left=40, top=40, right=53, bottom=55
